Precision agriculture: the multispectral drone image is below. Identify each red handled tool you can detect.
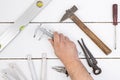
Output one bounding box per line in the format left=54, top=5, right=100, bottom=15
left=113, top=4, right=118, bottom=49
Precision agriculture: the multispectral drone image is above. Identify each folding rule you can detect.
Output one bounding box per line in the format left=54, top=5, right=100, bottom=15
left=0, top=0, right=51, bottom=52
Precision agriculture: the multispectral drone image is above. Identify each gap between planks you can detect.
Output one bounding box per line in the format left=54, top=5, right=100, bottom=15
left=0, top=22, right=119, bottom=60
left=0, top=22, right=120, bottom=24
left=0, top=57, right=120, bottom=60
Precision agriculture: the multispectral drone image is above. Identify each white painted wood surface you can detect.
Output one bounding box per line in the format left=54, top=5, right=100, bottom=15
left=0, top=0, right=120, bottom=80
left=0, top=0, right=120, bottom=22
left=0, top=59, right=120, bottom=80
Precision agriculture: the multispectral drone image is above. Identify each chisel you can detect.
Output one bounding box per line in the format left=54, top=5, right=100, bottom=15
left=113, top=4, right=118, bottom=50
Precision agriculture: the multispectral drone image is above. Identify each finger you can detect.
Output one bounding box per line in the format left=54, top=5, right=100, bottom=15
left=54, top=32, right=60, bottom=45
left=65, top=36, right=70, bottom=41
left=60, top=34, right=66, bottom=43
left=48, top=39, right=54, bottom=47
left=70, top=41, right=76, bottom=46
left=59, top=33, right=64, bottom=42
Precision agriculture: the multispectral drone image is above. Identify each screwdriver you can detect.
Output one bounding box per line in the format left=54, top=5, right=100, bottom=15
left=113, top=4, right=118, bottom=50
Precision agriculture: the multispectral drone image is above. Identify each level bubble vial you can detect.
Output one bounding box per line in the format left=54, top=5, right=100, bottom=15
left=36, top=1, right=43, bottom=7
left=0, top=44, right=1, bottom=49
left=19, top=26, right=25, bottom=31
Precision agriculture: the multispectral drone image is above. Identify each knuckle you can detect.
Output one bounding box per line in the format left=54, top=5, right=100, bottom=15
left=70, top=41, right=75, bottom=46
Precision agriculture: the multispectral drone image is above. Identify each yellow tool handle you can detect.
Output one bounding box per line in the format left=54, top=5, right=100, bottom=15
left=70, top=14, right=112, bottom=55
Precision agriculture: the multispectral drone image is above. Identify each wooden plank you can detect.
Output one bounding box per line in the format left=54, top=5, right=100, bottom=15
left=0, top=23, right=119, bottom=58
left=0, top=60, right=41, bottom=80
left=47, top=59, right=120, bottom=80
left=0, top=0, right=120, bottom=22
left=0, top=59, right=120, bottom=80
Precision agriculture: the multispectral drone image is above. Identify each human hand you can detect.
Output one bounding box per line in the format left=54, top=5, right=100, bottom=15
left=49, top=32, right=79, bottom=66
left=49, top=32, right=93, bottom=80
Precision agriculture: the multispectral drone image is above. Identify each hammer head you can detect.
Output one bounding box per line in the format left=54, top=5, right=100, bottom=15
left=60, top=5, right=78, bottom=22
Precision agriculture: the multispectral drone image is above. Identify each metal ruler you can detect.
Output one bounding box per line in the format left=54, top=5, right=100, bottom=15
left=0, top=0, right=52, bottom=52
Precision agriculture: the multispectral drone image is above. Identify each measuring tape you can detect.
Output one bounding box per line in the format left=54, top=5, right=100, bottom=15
left=0, top=0, right=52, bottom=52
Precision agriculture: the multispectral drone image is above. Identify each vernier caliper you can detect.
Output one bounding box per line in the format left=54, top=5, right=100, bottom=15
left=0, top=0, right=52, bottom=52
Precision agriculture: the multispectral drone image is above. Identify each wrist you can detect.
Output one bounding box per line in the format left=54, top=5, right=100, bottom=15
left=61, top=58, right=80, bottom=68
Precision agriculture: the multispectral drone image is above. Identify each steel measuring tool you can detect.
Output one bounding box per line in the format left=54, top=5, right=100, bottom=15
left=113, top=4, right=118, bottom=50
left=0, top=0, right=52, bottom=52
left=78, top=39, right=102, bottom=75
left=2, top=71, right=16, bottom=80
left=60, top=5, right=112, bottom=55
left=1, top=63, right=27, bottom=80
left=52, top=66, right=69, bottom=77
left=34, top=25, right=53, bottom=40
left=9, top=63, right=27, bottom=80
left=2, top=69, right=17, bottom=80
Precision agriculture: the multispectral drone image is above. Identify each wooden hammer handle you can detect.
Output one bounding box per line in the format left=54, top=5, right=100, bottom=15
left=70, top=14, right=112, bottom=55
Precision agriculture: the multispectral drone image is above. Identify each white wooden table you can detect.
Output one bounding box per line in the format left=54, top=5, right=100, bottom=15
left=0, top=0, right=120, bottom=80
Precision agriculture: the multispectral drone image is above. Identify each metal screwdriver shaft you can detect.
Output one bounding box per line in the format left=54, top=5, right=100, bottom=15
left=113, top=4, right=118, bottom=50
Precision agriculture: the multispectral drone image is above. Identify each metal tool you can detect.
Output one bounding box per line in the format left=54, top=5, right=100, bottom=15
left=9, top=63, right=27, bottom=80
left=113, top=4, right=118, bottom=50
left=0, top=73, right=8, bottom=80
left=78, top=38, right=102, bottom=75
left=34, top=25, right=53, bottom=40
left=60, top=5, right=112, bottom=55
left=0, top=0, right=52, bottom=52
left=52, top=66, right=69, bottom=77
left=1, top=63, right=27, bottom=80
left=27, top=55, right=38, bottom=80
left=40, top=53, right=47, bottom=80
left=2, top=69, right=17, bottom=80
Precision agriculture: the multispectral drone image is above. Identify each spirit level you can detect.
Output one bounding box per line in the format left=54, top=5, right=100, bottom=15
left=0, top=0, right=52, bottom=52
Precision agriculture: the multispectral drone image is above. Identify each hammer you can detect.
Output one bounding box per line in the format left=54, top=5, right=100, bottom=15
left=60, top=5, right=112, bottom=55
